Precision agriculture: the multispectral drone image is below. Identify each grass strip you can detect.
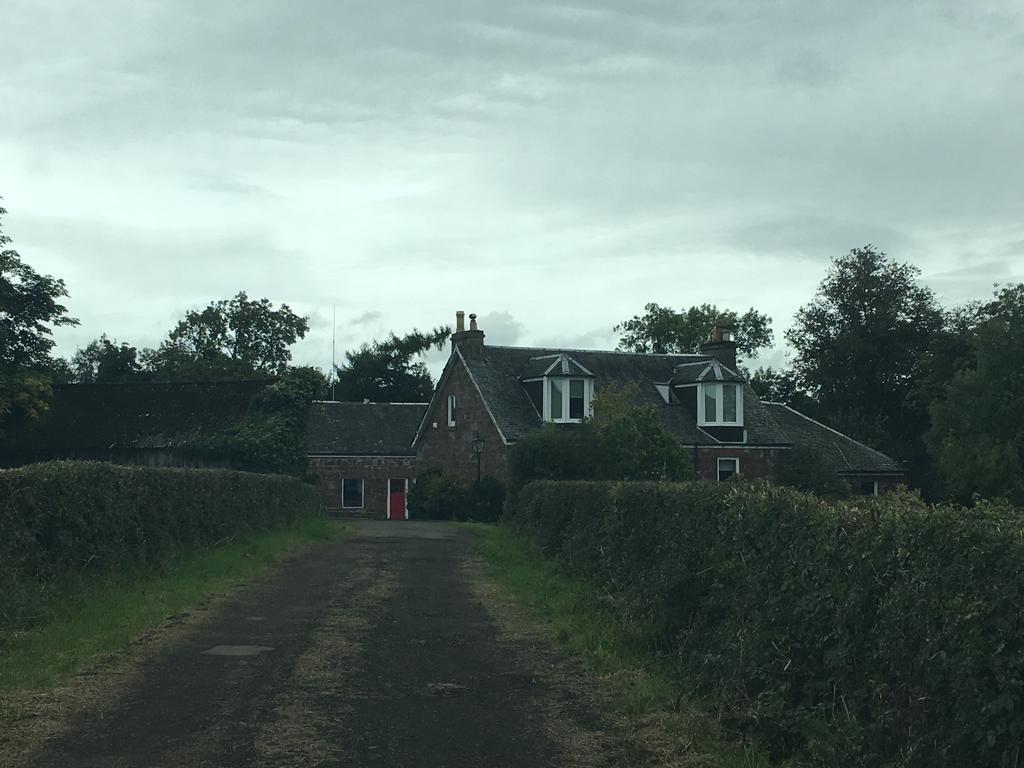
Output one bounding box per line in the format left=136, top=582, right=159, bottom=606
left=0, top=515, right=347, bottom=693
left=465, top=522, right=779, bottom=768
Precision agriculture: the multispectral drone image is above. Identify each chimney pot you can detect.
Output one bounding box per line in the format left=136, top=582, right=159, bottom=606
left=469, top=313, right=478, bottom=331
left=456, top=311, right=466, bottom=333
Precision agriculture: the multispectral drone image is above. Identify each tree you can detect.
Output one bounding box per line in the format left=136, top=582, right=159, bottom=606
left=927, top=284, right=1024, bottom=505
left=614, top=303, right=773, bottom=362
left=0, top=202, right=78, bottom=424
left=334, top=327, right=449, bottom=402
left=786, top=246, right=944, bottom=468
left=70, top=335, right=146, bottom=383
left=143, top=292, right=309, bottom=380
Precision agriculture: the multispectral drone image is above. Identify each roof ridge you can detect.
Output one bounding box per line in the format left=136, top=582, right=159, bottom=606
left=486, top=345, right=706, bottom=358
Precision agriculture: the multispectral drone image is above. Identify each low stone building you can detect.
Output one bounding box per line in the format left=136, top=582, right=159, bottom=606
left=305, top=401, right=427, bottom=519
left=412, top=312, right=904, bottom=494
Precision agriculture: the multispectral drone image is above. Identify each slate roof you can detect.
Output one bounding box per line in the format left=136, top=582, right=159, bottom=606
left=305, top=401, right=427, bottom=456
left=447, top=344, right=901, bottom=475
left=670, top=359, right=745, bottom=385
left=1, top=380, right=273, bottom=458
left=762, top=403, right=904, bottom=474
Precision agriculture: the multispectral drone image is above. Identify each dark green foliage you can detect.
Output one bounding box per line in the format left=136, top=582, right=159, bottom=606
left=69, top=334, right=147, bottom=383
left=189, top=368, right=323, bottom=475
left=0, top=461, right=319, bottom=637
left=0, top=202, right=78, bottom=425
left=507, top=480, right=1024, bottom=766
left=408, top=469, right=505, bottom=522
left=928, top=284, right=1024, bottom=505
left=142, top=291, right=309, bottom=381
left=614, top=302, right=773, bottom=361
left=772, top=444, right=851, bottom=499
left=786, top=246, right=944, bottom=473
left=509, top=386, right=693, bottom=494
left=334, top=326, right=449, bottom=403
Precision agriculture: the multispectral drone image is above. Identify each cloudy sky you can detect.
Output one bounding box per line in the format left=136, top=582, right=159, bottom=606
left=2, top=0, right=1022, bottom=373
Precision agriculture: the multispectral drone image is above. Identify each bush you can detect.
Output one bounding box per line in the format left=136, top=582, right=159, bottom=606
left=507, top=479, right=1024, bottom=767
left=0, top=461, right=320, bottom=636
left=509, top=385, right=693, bottom=496
left=408, top=469, right=505, bottom=522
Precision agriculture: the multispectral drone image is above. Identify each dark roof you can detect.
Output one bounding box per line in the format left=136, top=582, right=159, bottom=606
left=670, top=359, right=745, bottom=385
left=762, top=403, right=904, bottom=474
left=2, top=380, right=273, bottom=457
left=443, top=344, right=900, bottom=475
left=521, top=353, right=594, bottom=379
left=305, top=401, right=427, bottom=456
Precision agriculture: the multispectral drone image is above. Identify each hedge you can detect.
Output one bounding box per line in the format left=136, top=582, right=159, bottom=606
left=507, top=480, right=1024, bottom=767
left=0, top=461, right=320, bottom=635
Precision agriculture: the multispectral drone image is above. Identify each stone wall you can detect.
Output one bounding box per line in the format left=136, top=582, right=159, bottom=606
left=416, top=358, right=511, bottom=484
left=308, top=455, right=418, bottom=518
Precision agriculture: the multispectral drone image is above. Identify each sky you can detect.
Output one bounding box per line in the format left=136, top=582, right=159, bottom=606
left=2, top=0, right=1022, bottom=375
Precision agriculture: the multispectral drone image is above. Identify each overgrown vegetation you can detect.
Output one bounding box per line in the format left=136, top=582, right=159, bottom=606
left=509, top=385, right=693, bottom=494
left=0, top=461, right=320, bottom=637
left=507, top=480, right=1024, bottom=767
left=408, top=468, right=505, bottom=522
left=0, top=515, right=344, bottom=693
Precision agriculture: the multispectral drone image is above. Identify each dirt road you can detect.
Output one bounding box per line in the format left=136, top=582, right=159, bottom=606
left=19, top=522, right=644, bottom=767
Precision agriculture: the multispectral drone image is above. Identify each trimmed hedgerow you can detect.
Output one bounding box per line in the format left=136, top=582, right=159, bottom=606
left=0, top=461, right=320, bottom=635
left=507, top=480, right=1024, bottom=767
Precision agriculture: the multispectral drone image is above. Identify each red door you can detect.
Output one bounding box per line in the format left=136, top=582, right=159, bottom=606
left=388, top=479, right=407, bottom=520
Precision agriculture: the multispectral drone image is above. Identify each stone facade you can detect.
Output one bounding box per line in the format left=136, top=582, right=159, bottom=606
left=415, top=358, right=510, bottom=484
left=308, top=455, right=417, bottom=518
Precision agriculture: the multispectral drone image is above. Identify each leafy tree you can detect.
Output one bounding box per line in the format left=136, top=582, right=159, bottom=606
left=927, top=284, right=1024, bottom=505
left=0, top=202, right=78, bottom=425
left=786, top=246, right=944, bottom=469
left=334, top=326, right=449, bottom=402
left=70, top=335, right=146, bottom=383
left=509, top=385, right=693, bottom=492
left=615, top=303, right=773, bottom=362
left=143, top=292, right=308, bottom=381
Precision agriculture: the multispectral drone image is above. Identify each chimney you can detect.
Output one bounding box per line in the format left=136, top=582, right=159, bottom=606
left=701, top=323, right=737, bottom=371
left=451, top=310, right=485, bottom=354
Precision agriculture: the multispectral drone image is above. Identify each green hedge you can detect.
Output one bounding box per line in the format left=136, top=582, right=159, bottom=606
left=507, top=480, right=1024, bottom=767
left=0, top=461, right=320, bottom=635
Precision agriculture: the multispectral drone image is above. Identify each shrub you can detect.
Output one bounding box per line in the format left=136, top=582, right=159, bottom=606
left=509, top=385, right=693, bottom=496
left=0, top=461, right=320, bottom=636
left=409, top=469, right=505, bottom=522
left=507, top=479, right=1024, bottom=767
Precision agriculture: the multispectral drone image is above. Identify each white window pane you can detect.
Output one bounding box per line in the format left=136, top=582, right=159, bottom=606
left=717, top=459, right=738, bottom=482
left=723, top=384, right=737, bottom=422
left=704, top=384, right=718, bottom=422
left=549, top=378, right=564, bottom=419
left=569, top=379, right=585, bottom=420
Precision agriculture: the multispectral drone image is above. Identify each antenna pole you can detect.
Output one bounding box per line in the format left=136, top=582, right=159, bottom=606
left=331, top=305, right=337, bottom=401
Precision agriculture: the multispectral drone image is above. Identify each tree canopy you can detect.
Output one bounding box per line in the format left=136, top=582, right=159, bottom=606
left=786, top=246, right=944, bottom=465
left=927, top=284, right=1024, bottom=505
left=0, top=203, right=78, bottom=424
left=70, top=335, right=146, bottom=383
left=614, top=302, right=773, bottom=362
left=142, top=292, right=309, bottom=381
left=333, top=327, right=449, bottom=403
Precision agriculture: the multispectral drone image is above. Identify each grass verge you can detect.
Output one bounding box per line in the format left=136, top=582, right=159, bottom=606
left=0, top=515, right=347, bottom=694
left=464, top=522, right=778, bottom=768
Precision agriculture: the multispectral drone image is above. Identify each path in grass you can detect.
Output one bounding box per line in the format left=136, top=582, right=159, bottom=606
left=10, top=522, right=649, bottom=768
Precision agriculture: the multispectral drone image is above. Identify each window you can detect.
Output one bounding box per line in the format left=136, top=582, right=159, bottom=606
left=544, top=376, right=592, bottom=423
left=717, top=458, right=739, bottom=482
left=699, top=383, right=743, bottom=426
left=447, top=394, right=456, bottom=427
left=858, top=480, right=879, bottom=496
left=342, top=478, right=364, bottom=508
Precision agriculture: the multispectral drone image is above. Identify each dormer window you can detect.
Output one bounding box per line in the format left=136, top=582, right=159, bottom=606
left=698, top=382, right=743, bottom=426
left=546, top=377, right=592, bottom=423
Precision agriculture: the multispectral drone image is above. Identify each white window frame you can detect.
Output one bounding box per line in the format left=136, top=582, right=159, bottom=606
left=341, top=478, right=365, bottom=509
left=698, top=382, right=743, bottom=426
left=447, top=394, right=456, bottom=427
left=717, top=457, right=739, bottom=482
left=543, top=376, right=593, bottom=423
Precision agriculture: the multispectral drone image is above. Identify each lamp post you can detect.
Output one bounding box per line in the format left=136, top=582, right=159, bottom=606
left=471, top=430, right=483, bottom=483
